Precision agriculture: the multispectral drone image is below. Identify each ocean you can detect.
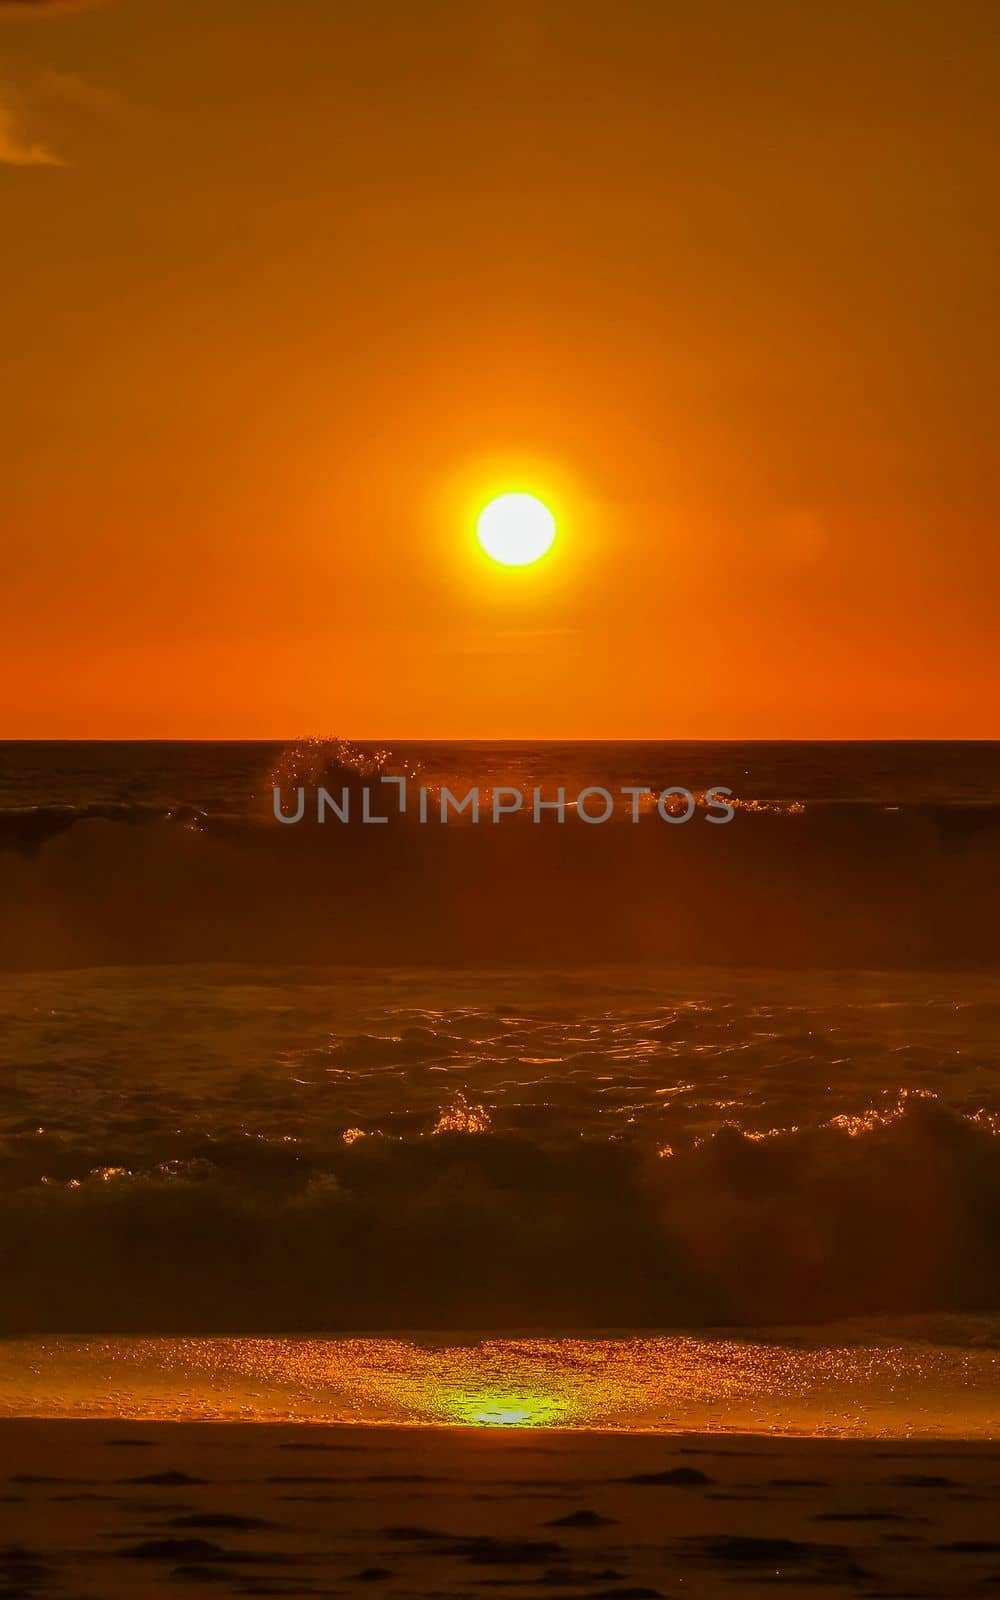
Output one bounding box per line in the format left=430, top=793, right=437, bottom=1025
left=3, top=738, right=1000, bottom=815
left=1, top=739, right=999, bottom=969
left=1, top=740, right=999, bottom=1349
left=3, top=1328, right=998, bottom=1436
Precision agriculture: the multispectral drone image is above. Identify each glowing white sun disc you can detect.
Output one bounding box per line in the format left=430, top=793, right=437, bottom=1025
left=476, top=493, right=556, bottom=567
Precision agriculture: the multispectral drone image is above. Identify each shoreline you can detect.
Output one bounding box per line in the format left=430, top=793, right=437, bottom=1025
left=5, top=1414, right=1000, bottom=1451
left=2, top=1416, right=999, bottom=1444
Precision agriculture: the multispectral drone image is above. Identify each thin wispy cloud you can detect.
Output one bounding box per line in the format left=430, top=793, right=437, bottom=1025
left=0, top=102, right=63, bottom=164
left=0, top=0, right=113, bottom=165
left=41, top=66, right=119, bottom=112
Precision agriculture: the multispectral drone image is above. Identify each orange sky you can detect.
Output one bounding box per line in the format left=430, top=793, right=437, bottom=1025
left=1, top=0, right=997, bottom=738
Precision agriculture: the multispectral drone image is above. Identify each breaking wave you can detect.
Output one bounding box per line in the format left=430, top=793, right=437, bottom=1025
left=1, top=736, right=999, bottom=970
left=3, top=1096, right=1000, bottom=1333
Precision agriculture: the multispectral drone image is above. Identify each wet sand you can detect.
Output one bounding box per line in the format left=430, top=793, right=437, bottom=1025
left=1, top=1418, right=999, bottom=1598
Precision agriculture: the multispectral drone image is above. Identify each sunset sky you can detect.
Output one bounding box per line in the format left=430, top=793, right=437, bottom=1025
left=2, top=0, right=998, bottom=738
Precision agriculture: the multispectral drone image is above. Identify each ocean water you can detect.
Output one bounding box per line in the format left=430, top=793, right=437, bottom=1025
left=2, top=963, right=1000, bottom=1335
left=2, top=1328, right=998, bottom=1437
left=1, top=742, right=999, bottom=1354
left=2, top=738, right=1000, bottom=815
left=1, top=739, right=1000, bottom=968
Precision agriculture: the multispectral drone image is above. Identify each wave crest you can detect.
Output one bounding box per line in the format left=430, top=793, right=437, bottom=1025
left=4, top=1098, right=1000, bottom=1333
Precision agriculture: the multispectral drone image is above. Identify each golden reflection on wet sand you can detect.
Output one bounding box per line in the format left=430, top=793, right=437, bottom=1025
left=0, top=1333, right=997, bottom=1437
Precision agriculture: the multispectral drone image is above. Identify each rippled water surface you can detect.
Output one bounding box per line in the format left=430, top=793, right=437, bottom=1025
left=4, top=965, right=1000, bottom=1333
left=4, top=965, right=998, bottom=1165
left=1, top=1333, right=998, bottom=1437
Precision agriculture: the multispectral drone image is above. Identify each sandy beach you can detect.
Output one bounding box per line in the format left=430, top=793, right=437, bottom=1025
left=1, top=1418, right=998, bottom=1598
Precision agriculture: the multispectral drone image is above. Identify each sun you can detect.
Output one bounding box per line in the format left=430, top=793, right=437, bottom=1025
left=476, top=493, right=556, bottom=567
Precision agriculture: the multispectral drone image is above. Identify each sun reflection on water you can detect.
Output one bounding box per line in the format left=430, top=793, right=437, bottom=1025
left=0, top=1333, right=997, bottom=1438
left=450, top=1390, right=569, bottom=1427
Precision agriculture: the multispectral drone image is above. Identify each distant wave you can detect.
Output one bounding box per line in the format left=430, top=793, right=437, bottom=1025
left=1, top=787, right=999, bottom=969
left=4, top=1097, right=1000, bottom=1334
